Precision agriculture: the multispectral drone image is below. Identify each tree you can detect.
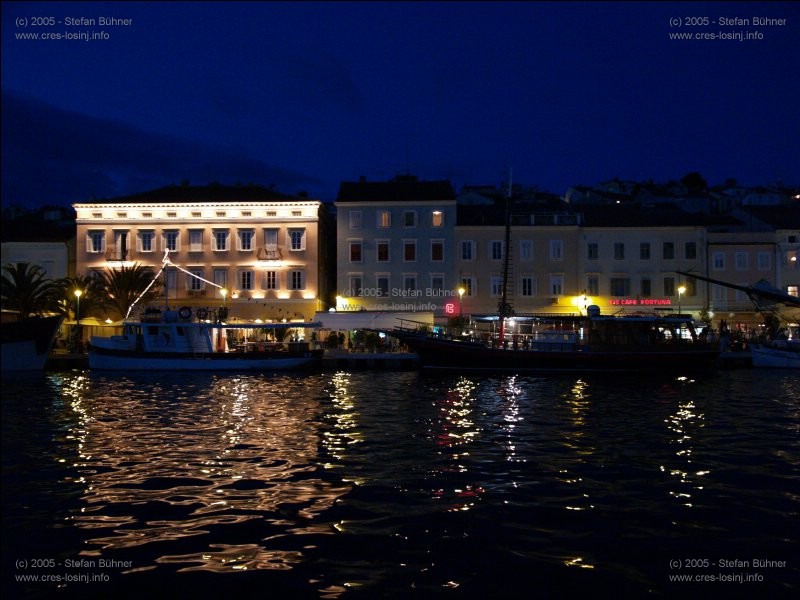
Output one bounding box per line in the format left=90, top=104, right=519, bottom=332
left=1, top=262, right=60, bottom=317
left=680, top=172, right=708, bottom=193
left=100, top=263, right=161, bottom=320
left=54, top=275, right=107, bottom=320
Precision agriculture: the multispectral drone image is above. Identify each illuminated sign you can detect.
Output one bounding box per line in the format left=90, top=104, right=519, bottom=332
left=444, top=302, right=456, bottom=314
left=609, top=298, right=672, bottom=306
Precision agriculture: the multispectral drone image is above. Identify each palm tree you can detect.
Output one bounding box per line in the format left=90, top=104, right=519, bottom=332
left=54, top=275, right=107, bottom=320
left=1, top=262, right=60, bottom=317
left=100, top=263, right=161, bottom=320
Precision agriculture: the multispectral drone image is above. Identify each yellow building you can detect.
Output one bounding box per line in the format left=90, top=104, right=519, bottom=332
left=74, top=185, right=330, bottom=322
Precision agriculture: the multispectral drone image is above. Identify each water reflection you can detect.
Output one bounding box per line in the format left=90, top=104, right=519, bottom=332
left=52, top=372, right=350, bottom=573
left=662, top=378, right=708, bottom=508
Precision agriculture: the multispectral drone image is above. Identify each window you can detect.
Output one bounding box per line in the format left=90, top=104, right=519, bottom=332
left=165, top=269, right=177, bottom=294
left=664, top=276, right=676, bottom=296
left=192, top=211, right=202, bottom=218
left=521, top=276, right=535, bottom=297
left=461, top=241, right=475, bottom=261
left=757, top=251, right=771, bottom=271
left=187, top=269, right=204, bottom=291
left=92, top=212, right=103, bottom=219
left=377, top=241, right=390, bottom=262
left=460, top=277, right=475, bottom=296
left=685, top=242, right=697, bottom=260
left=264, top=228, right=279, bottom=251
left=189, top=230, right=203, bottom=252
left=490, top=241, right=504, bottom=261
left=490, top=275, right=504, bottom=297
left=520, top=240, right=533, bottom=261
left=238, top=229, right=255, bottom=251
left=403, top=274, right=417, bottom=292
left=378, top=210, right=391, bottom=228
left=712, top=252, right=725, bottom=270
left=610, top=277, right=631, bottom=296
left=350, top=211, right=362, bottom=229
left=216, top=211, right=227, bottom=218
left=614, top=242, right=625, bottom=260
left=264, top=271, right=278, bottom=290
left=213, top=269, right=228, bottom=297
left=735, top=252, right=748, bottom=270
left=213, top=230, right=229, bottom=251
left=288, top=228, right=306, bottom=251
left=550, top=275, right=563, bottom=296
left=141, top=212, right=152, bottom=218
left=138, top=231, right=155, bottom=253
left=587, top=275, right=599, bottom=296
left=290, top=270, right=305, bottom=290
left=430, top=274, right=445, bottom=293
left=349, top=241, right=362, bottom=263
left=432, top=211, right=444, bottom=227
left=640, top=242, right=650, bottom=260
left=292, top=210, right=302, bottom=217
left=266, top=211, right=277, bottom=217
left=550, top=240, right=563, bottom=261
left=349, top=275, right=362, bottom=296
left=241, top=211, right=251, bottom=217
left=239, top=270, right=254, bottom=290
left=167, top=212, right=177, bottom=218
left=404, top=240, right=416, bottom=262
left=87, top=231, right=105, bottom=253
left=116, top=212, right=127, bottom=218
left=431, top=240, right=444, bottom=261
left=641, top=277, right=652, bottom=297
left=587, top=242, right=599, bottom=260
left=163, top=230, right=179, bottom=252
left=377, top=275, right=390, bottom=297
left=663, top=242, right=675, bottom=260
left=403, top=211, right=417, bottom=227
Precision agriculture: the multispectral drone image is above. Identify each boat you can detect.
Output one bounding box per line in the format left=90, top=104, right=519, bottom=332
left=1, top=314, right=64, bottom=372
left=88, top=306, right=323, bottom=371
left=394, top=306, right=720, bottom=373
left=677, top=271, right=799, bottom=370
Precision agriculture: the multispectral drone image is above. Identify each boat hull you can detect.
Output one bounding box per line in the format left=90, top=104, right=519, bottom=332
left=88, top=346, right=324, bottom=371
left=402, top=335, right=720, bottom=373
left=1, top=315, right=63, bottom=372
left=750, top=344, right=800, bottom=369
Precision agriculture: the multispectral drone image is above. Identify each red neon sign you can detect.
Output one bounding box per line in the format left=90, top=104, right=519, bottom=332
left=609, top=298, right=672, bottom=306
left=444, top=302, right=456, bottom=314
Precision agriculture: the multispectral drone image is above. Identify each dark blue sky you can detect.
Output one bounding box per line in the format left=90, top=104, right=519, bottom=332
left=2, top=1, right=798, bottom=207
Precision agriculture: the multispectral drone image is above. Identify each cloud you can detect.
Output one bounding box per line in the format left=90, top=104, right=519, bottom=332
left=1, top=91, right=324, bottom=207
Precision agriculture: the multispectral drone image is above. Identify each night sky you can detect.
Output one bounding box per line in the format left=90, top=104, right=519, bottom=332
left=2, top=1, right=798, bottom=208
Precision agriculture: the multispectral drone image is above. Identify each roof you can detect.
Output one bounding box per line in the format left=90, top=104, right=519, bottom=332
left=336, top=175, right=455, bottom=203
left=737, top=205, right=800, bottom=230
left=77, top=183, right=309, bottom=205
left=577, top=204, right=740, bottom=228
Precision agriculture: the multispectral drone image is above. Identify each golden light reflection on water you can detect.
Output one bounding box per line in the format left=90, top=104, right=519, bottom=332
left=662, top=379, right=707, bottom=508
left=52, top=372, right=351, bottom=574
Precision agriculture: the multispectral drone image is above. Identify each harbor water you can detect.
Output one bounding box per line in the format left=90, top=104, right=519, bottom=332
left=2, top=369, right=798, bottom=598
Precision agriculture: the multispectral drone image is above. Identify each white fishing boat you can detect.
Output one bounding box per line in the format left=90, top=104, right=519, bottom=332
left=749, top=339, right=800, bottom=369
left=87, top=250, right=322, bottom=371
left=88, top=306, right=322, bottom=371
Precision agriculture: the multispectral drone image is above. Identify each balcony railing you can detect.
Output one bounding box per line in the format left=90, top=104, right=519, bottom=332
left=257, top=247, right=283, bottom=261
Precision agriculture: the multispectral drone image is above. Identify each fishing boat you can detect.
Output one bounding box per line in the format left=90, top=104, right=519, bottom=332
left=1, top=314, right=64, bottom=372
left=677, top=270, right=799, bottom=370
left=394, top=306, right=719, bottom=373
left=749, top=340, right=800, bottom=369
left=87, top=250, right=322, bottom=371
left=88, top=306, right=322, bottom=371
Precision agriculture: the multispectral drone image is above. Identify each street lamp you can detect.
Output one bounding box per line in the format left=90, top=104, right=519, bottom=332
left=74, top=289, right=82, bottom=325
left=458, top=287, right=465, bottom=320
left=220, top=287, right=228, bottom=305
left=677, top=285, right=686, bottom=315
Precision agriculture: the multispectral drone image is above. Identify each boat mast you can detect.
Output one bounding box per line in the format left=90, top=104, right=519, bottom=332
left=498, top=169, right=513, bottom=345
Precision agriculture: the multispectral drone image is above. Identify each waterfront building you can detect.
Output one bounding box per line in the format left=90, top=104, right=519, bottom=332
left=73, top=184, right=331, bottom=322
left=334, top=175, right=457, bottom=316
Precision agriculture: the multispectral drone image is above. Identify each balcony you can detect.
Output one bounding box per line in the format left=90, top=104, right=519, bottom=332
left=257, top=247, right=283, bottom=261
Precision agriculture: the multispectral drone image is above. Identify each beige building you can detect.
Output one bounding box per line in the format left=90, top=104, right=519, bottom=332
left=74, top=185, right=330, bottom=322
